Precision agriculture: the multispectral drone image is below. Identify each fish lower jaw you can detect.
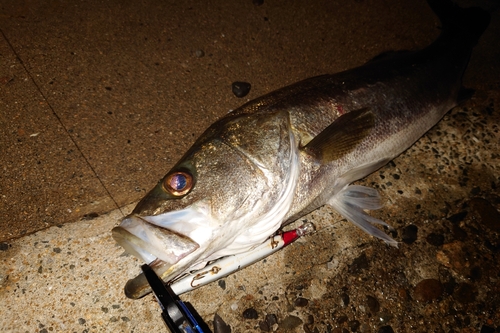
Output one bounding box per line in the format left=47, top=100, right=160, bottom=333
left=124, top=248, right=211, bottom=299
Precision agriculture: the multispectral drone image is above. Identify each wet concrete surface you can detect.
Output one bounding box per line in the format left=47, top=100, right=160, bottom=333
left=0, top=0, right=499, bottom=332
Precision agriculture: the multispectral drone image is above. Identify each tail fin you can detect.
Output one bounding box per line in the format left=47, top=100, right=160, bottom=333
left=427, top=0, right=490, bottom=45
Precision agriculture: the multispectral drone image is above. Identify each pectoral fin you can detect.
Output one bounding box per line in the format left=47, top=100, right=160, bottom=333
left=302, top=108, right=374, bottom=162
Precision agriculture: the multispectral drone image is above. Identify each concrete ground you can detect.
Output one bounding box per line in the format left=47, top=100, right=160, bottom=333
left=0, top=0, right=499, bottom=332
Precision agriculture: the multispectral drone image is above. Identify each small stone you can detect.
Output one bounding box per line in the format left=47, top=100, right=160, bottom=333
left=232, top=81, right=251, bottom=98
left=259, top=320, right=270, bottom=332
left=0, top=242, right=9, bottom=251
left=447, top=211, right=467, bottom=223
left=360, top=323, right=370, bottom=333
left=470, top=198, right=500, bottom=231
left=470, top=187, right=481, bottom=195
left=378, top=312, right=394, bottom=324
left=366, top=295, right=380, bottom=313
left=349, top=320, right=360, bottom=332
left=414, top=279, right=443, bottom=302
left=348, top=252, right=369, bottom=274
left=78, top=318, right=86, bottom=325
left=340, top=293, right=350, bottom=307
left=443, top=276, right=456, bottom=295
left=279, top=316, right=303, bottom=330
left=426, top=232, right=444, bottom=246
left=214, top=313, right=231, bottom=333
left=53, top=247, right=61, bottom=253
left=242, top=308, right=259, bottom=319
left=218, top=279, right=226, bottom=290
left=194, top=49, right=205, bottom=58
left=454, top=283, right=476, bottom=304
left=469, top=266, right=482, bottom=281
left=436, top=241, right=468, bottom=274
left=294, top=297, right=309, bottom=307
left=378, top=325, right=394, bottom=333
left=82, top=212, right=98, bottom=220
left=265, top=314, right=277, bottom=326
left=397, top=287, right=408, bottom=300
left=401, top=224, right=418, bottom=244
left=451, top=224, right=467, bottom=240
left=337, top=315, right=348, bottom=325
left=253, top=0, right=264, bottom=6
left=480, top=325, right=495, bottom=333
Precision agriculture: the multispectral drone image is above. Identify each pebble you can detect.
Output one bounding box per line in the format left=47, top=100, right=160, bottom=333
left=336, top=315, right=348, bottom=325
left=242, top=307, right=259, bottom=319
left=401, top=224, right=418, bottom=244
left=447, top=211, right=467, bottom=223
left=279, top=315, right=303, bottom=330
left=82, top=212, right=99, bottom=220
left=480, top=325, right=495, bottom=333
left=194, top=49, right=205, bottom=58
left=426, top=232, right=444, bottom=246
left=413, top=279, right=443, bottom=302
left=340, top=293, right=350, bottom=307
left=295, top=297, right=309, bottom=307
left=213, top=313, right=231, bottom=333
left=470, top=198, right=500, bottom=231
left=378, top=312, right=394, bottom=324
left=469, top=265, right=482, bottom=281
left=348, top=252, right=369, bottom=274
left=366, top=295, right=380, bottom=313
left=451, top=224, right=468, bottom=240
left=0, top=242, right=10, bottom=251
left=231, top=81, right=251, bottom=98
left=443, top=277, right=456, bottom=295
left=265, top=314, right=277, bottom=326
left=454, top=282, right=476, bottom=304
left=397, top=287, right=408, bottom=300
left=378, top=325, right=394, bottom=333
left=218, top=279, right=226, bottom=290
left=259, top=320, right=270, bottom=332
left=436, top=241, right=468, bottom=274
left=349, top=320, right=360, bottom=332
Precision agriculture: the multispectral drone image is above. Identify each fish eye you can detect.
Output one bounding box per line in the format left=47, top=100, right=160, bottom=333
left=163, top=171, right=193, bottom=196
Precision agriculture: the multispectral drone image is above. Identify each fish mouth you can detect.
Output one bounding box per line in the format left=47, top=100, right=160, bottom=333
left=112, top=215, right=200, bottom=298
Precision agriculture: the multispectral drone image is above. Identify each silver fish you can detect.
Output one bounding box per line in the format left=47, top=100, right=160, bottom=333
left=112, top=0, right=490, bottom=299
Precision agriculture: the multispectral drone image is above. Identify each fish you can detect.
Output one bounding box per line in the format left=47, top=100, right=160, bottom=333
left=112, top=0, right=490, bottom=299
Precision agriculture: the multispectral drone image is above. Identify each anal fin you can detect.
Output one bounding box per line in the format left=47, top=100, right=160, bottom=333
left=327, top=185, right=398, bottom=247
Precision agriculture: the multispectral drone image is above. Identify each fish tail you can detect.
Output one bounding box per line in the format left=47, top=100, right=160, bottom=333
left=427, top=0, right=490, bottom=45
